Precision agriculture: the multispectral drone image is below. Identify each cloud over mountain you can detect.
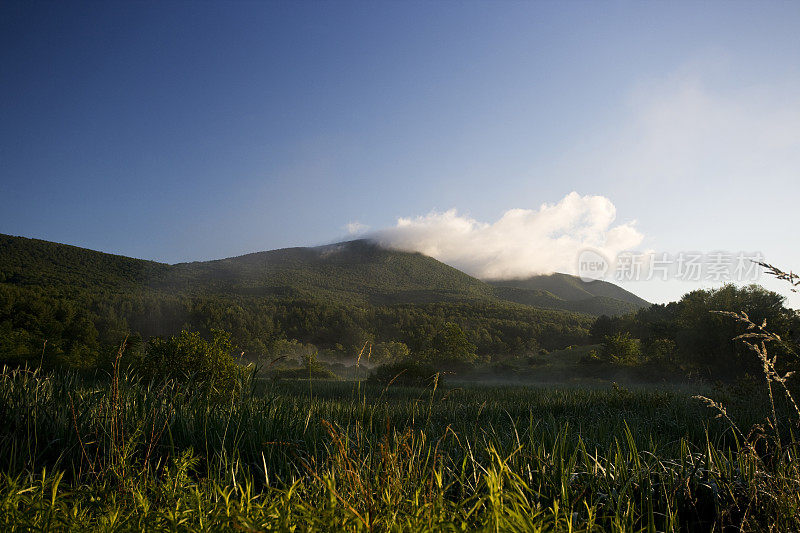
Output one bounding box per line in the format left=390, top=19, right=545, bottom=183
left=369, top=192, right=643, bottom=279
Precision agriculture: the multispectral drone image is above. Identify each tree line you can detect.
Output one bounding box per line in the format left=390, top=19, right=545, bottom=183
left=587, top=284, right=800, bottom=379
left=0, top=282, right=592, bottom=370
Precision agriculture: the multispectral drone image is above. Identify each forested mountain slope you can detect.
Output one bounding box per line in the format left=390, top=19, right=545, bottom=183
left=0, top=233, right=648, bottom=366
left=488, top=273, right=649, bottom=315
left=1, top=234, right=647, bottom=314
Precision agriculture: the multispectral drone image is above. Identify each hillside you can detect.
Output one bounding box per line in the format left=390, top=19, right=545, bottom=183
left=164, top=240, right=495, bottom=304
left=0, top=233, right=171, bottom=292
left=488, top=273, right=649, bottom=315
left=0, top=234, right=489, bottom=303
left=0, top=233, right=647, bottom=314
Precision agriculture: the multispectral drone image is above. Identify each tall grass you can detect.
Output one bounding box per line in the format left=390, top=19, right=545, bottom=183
left=1, top=361, right=798, bottom=531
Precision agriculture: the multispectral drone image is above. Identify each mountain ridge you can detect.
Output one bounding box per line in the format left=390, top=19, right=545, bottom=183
left=0, top=233, right=648, bottom=315
left=487, top=272, right=650, bottom=310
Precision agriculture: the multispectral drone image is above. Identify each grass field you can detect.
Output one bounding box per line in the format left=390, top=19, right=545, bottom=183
left=1, top=366, right=799, bottom=532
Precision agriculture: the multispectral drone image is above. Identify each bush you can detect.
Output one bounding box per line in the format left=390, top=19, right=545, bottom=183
left=646, top=338, right=676, bottom=364
left=600, top=332, right=642, bottom=366
left=263, top=339, right=318, bottom=367
left=579, top=349, right=602, bottom=365
left=370, top=360, right=439, bottom=388
left=426, top=322, right=477, bottom=366
left=526, top=355, right=548, bottom=366
left=139, top=329, right=241, bottom=392
left=370, top=341, right=410, bottom=365
left=271, top=366, right=338, bottom=380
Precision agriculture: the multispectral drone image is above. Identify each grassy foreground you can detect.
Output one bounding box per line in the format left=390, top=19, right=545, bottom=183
left=1, top=367, right=799, bottom=531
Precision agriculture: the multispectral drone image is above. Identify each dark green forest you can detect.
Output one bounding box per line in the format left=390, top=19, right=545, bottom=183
left=1, top=233, right=798, bottom=381
left=0, top=234, right=596, bottom=370
left=587, top=283, right=800, bottom=379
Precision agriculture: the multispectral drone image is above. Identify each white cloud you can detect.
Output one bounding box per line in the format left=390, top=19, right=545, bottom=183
left=370, top=192, right=643, bottom=279
left=345, top=221, right=369, bottom=235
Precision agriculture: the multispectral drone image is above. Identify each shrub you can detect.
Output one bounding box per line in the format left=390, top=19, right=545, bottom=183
left=646, top=338, right=676, bottom=364
left=370, top=341, right=411, bottom=365
left=579, top=349, right=602, bottom=365
left=600, top=332, right=642, bottom=365
left=369, top=359, right=439, bottom=388
left=139, top=329, right=241, bottom=392
left=526, top=355, right=548, bottom=366
left=271, top=366, right=338, bottom=380
left=263, top=338, right=318, bottom=367
left=426, top=322, right=477, bottom=369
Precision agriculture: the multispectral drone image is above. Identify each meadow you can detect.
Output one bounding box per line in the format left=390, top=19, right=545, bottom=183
left=2, top=365, right=798, bottom=531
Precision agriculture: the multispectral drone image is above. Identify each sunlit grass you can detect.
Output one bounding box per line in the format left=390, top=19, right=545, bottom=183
left=1, top=364, right=799, bottom=531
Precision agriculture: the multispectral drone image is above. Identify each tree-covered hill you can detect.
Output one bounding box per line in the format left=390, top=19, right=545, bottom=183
left=0, top=233, right=171, bottom=293
left=0, top=233, right=646, bottom=315
left=490, top=286, right=648, bottom=316
left=488, top=272, right=650, bottom=315
left=0, top=235, right=493, bottom=304
left=164, top=240, right=496, bottom=304
left=0, top=233, right=649, bottom=367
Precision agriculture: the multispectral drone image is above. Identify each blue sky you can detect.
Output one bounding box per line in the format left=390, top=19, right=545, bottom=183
left=2, top=1, right=799, bottom=304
